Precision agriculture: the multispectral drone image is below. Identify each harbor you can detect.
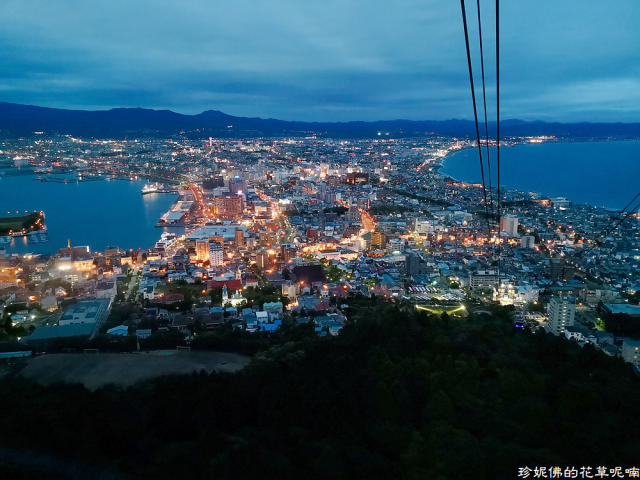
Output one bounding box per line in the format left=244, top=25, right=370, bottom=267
left=141, top=182, right=178, bottom=195
left=0, top=175, right=177, bottom=254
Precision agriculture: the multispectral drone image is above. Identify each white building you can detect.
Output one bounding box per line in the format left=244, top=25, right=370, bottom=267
left=209, top=241, right=224, bottom=267
left=520, top=235, right=535, bottom=249
left=516, top=285, right=540, bottom=305
left=469, top=270, right=499, bottom=290
left=58, top=299, right=111, bottom=327
left=414, top=219, right=435, bottom=234
left=548, top=295, right=576, bottom=335
left=564, top=326, right=585, bottom=342
left=500, top=215, right=519, bottom=236
left=188, top=224, right=245, bottom=243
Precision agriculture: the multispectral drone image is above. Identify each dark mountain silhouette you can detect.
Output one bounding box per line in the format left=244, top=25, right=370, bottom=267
left=0, top=102, right=638, bottom=138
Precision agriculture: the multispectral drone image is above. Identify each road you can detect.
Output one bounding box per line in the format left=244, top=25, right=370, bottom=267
left=124, top=270, right=141, bottom=302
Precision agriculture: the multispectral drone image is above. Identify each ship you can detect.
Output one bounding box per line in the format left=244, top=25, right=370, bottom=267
left=142, top=182, right=164, bottom=194
left=155, top=232, right=178, bottom=251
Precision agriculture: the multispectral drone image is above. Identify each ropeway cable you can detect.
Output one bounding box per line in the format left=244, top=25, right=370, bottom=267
left=460, top=0, right=492, bottom=239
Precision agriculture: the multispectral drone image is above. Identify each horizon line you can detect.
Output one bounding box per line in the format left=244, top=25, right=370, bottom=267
left=3, top=101, right=640, bottom=126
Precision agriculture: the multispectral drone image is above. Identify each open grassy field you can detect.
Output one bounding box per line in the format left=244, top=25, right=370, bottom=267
left=19, top=350, right=250, bottom=390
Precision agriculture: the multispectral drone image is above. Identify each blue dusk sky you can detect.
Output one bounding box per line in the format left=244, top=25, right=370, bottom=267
left=1, top=0, right=639, bottom=122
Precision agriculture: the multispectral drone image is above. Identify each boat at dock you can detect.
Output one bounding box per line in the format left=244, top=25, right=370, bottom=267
left=142, top=182, right=164, bottom=194
left=142, top=182, right=177, bottom=194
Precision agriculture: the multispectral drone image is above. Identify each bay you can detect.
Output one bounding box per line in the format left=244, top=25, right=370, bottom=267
left=0, top=176, right=177, bottom=255
left=440, top=140, right=640, bottom=210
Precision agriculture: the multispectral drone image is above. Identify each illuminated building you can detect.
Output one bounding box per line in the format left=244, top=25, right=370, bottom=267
left=196, top=240, right=209, bottom=262
left=345, top=172, right=369, bottom=184
left=228, top=290, right=246, bottom=307
left=256, top=250, right=269, bottom=269
left=493, top=282, right=516, bottom=305
left=548, top=295, right=576, bottom=336
left=280, top=243, right=297, bottom=262
left=187, top=224, right=245, bottom=244
left=229, top=176, right=246, bottom=195
left=469, top=270, right=499, bottom=290
left=370, top=231, right=385, bottom=250
left=306, top=227, right=319, bottom=242
left=208, top=235, right=225, bottom=248
left=212, top=195, right=244, bottom=219
left=281, top=282, right=298, bottom=300
left=222, top=284, right=228, bottom=304
left=414, top=219, right=435, bottom=234
left=235, top=228, right=245, bottom=246
left=500, top=215, right=519, bottom=236
left=259, top=231, right=277, bottom=246
left=0, top=267, right=20, bottom=287
left=208, top=241, right=224, bottom=267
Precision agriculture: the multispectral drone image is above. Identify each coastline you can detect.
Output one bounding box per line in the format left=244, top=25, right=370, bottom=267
left=434, top=138, right=640, bottom=211
left=0, top=175, right=177, bottom=255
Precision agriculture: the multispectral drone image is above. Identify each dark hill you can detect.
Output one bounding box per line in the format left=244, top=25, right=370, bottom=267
left=1, top=101, right=639, bottom=138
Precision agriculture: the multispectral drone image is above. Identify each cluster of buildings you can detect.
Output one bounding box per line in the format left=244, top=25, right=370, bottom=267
left=0, top=135, right=638, bottom=369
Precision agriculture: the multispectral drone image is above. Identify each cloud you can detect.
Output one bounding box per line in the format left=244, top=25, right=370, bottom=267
left=0, top=0, right=638, bottom=121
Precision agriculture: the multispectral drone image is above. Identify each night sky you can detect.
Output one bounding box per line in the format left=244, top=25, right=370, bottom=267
left=1, top=0, right=639, bottom=122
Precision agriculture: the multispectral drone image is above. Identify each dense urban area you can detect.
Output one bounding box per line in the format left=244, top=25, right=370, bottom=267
left=1, top=134, right=639, bottom=362
left=1, top=134, right=640, bottom=478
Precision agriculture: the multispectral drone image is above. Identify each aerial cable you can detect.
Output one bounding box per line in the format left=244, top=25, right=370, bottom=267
left=495, top=0, right=502, bottom=288
left=596, top=191, right=640, bottom=240
left=460, top=0, right=492, bottom=238
left=476, top=0, right=495, bottom=218
left=597, top=197, right=640, bottom=242
left=569, top=191, right=640, bottom=262
left=580, top=203, right=640, bottom=259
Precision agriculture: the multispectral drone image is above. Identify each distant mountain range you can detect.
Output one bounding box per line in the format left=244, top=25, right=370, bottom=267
left=1, top=102, right=639, bottom=138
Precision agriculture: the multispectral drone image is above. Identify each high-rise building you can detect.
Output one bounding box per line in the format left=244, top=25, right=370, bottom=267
left=256, top=250, right=269, bottom=269
left=235, top=228, right=245, bottom=246
left=370, top=231, right=385, bottom=250
left=208, top=241, right=224, bottom=267
left=356, top=198, right=370, bottom=210
left=520, top=235, right=535, bottom=249
left=306, top=227, right=319, bottom=242
left=500, top=215, right=519, bottom=236
left=212, top=195, right=244, bottom=219
left=208, top=235, right=224, bottom=248
left=548, top=295, right=576, bottom=335
left=280, top=243, right=297, bottom=263
left=346, top=207, right=360, bottom=222
left=195, top=240, right=209, bottom=261
left=229, top=176, right=246, bottom=196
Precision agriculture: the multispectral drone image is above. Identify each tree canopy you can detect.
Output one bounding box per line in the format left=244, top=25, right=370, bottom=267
left=1, top=298, right=639, bottom=479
